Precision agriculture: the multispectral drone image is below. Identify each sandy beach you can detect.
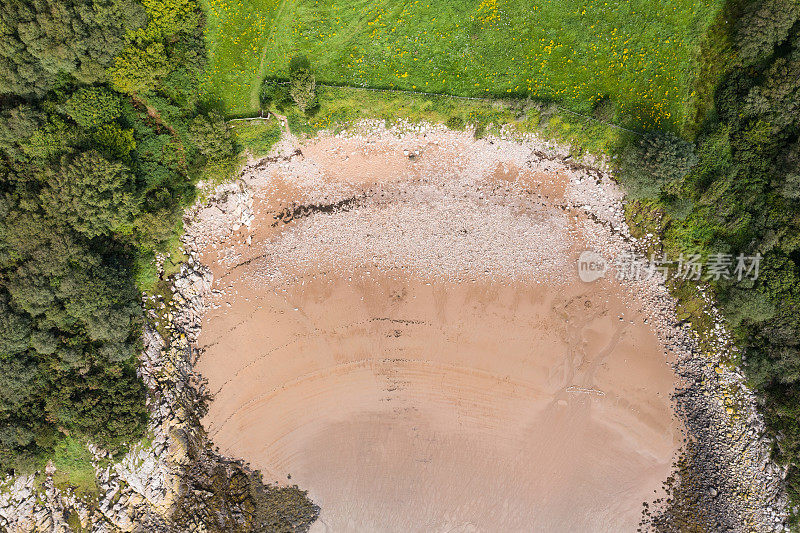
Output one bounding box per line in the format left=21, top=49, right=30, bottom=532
left=193, top=125, right=682, bottom=531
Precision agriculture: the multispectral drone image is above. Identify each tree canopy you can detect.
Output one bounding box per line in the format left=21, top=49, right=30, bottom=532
left=0, top=0, right=234, bottom=471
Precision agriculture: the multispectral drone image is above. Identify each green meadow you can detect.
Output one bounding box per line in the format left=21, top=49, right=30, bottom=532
left=201, top=0, right=727, bottom=131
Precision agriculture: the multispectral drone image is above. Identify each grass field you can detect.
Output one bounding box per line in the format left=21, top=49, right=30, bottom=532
left=201, top=0, right=727, bottom=131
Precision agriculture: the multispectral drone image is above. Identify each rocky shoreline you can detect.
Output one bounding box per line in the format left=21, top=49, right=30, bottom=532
left=642, top=287, right=791, bottom=531
left=0, top=122, right=789, bottom=531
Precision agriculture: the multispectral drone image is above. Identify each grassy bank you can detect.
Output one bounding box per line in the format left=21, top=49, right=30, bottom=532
left=230, top=119, right=284, bottom=157
left=270, top=84, right=626, bottom=156
left=49, top=438, right=99, bottom=500
left=201, top=0, right=726, bottom=131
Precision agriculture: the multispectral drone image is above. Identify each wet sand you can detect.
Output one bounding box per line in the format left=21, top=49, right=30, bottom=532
left=194, top=127, right=682, bottom=532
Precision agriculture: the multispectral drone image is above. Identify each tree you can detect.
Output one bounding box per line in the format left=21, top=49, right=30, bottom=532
left=110, top=42, right=170, bottom=95
left=20, top=116, right=73, bottom=162
left=93, top=123, right=137, bottom=158
left=0, top=354, right=49, bottom=467
left=39, top=151, right=139, bottom=238
left=0, top=106, right=45, bottom=161
left=743, top=54, right=800, bottom=130
left=781, top=174, right=800, bottom=199
left=288, top=55, right=317, bottom=113
left=137, top=0, right=198, bottom=40
left=644, top=18, right=800, bottom=511
left=0, top=0, right=209, bottom=473
left=0, top=292, right=32, bottom=356
left=735, top=0, right=799, bottom=66
left=0, top=0, right=145, bottom=96
left=63, top=87, right=123, bottom=128
left=723, top=289, right=776, bottom=327
left=617, top=132, right=698, bottom=199
left=189, top=111, right=234, bottom=161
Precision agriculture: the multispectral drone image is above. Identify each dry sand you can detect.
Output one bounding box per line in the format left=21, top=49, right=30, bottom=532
left=193, top=125, right=682, bottom=532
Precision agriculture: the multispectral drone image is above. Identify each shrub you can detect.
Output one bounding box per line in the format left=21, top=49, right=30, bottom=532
left=232, top=121, right=282, bottom=157
left=537, top=103, right=559, bottom=126
left=259, top=79, right=294, bottom=112
left=663, top=196, right=693, bottom=220
left=273, top=85, right=292, bottom=111
left=446, top=116, right=464, bottom=130
left=617, top=132, right=698, bottom=199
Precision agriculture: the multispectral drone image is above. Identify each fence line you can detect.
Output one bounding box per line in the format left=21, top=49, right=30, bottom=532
left=228, top=115, right=271, bottom=123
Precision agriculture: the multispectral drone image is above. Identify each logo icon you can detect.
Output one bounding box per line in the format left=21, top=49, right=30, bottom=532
left=577, top=250, right=606, bottom=282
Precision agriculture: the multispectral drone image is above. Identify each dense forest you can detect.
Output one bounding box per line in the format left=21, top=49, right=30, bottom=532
left=0, top=0, right=233, bottom=471
left=619, top=0, right=800, bottom=507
